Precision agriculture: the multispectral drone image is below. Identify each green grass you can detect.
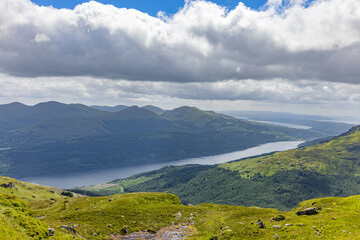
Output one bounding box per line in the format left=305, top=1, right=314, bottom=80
left=77, top=175, right=160, bottom=196
left=0, top=176, right=78, bottom=239
left=190, top=194, right=360, bottom=239
left=0, top=177, right=63, bottom=203
left=220, top=126, right=360, bottom=178
left=0, top=193, right=51, bottom=240
left=31, top=191, right=360, bottom=239
left=3, top=175, right=360, bottom=239
left=31, top=192, right=194, bottom=239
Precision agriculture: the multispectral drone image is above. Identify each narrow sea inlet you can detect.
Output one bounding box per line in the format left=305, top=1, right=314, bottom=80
left=20, top=140, right=303, bottom=189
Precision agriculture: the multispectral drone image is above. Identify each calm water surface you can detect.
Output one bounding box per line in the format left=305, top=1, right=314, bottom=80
left=236, top=118, right=311, bottom=129
left=20, top=141, right=303, bottom=189
left=0, top=147, right=11, bottom=151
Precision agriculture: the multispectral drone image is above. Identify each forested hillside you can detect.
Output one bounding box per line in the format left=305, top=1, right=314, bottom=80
left=79, top=126, right=360, bottom=210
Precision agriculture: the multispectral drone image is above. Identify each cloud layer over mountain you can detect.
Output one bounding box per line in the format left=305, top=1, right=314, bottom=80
left=1, top=0, right=359, bottom=83
left=0, top=0, right=360, bottom=115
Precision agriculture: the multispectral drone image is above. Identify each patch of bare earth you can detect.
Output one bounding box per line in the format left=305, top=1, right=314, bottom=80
left=113, top=223, right=195, bottom=240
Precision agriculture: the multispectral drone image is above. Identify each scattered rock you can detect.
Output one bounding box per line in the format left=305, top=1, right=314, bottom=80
left=50, top=190, right=55, bottom=193
left=332, top=217, right=336, bottom=220
left=312, top=226, right=317, bottom=229
left=146, top=229, right=157, bottom=234
left=108, top=224, right=112, bottom=228
left=60, top=225, right=76, bottom=234
left=32, top=196, right=36, bottom=198
left=256, top=220, right=265, bottom=228
left=296, top=207, right=318, bottom=216
left=285, top=224, right=293, bottom=227
left=48, top=228, right=55, bottom=236
left=120, top=226, right=129, bottom=234
left=109, top=197, right=114, bottom=202
left=273, top=225, right=282, bottom=229
left=271, top=215, right=286, bottom=221
left=1, top=182, right=16, bottom=188
left=274, top=234, right=279, bottom=239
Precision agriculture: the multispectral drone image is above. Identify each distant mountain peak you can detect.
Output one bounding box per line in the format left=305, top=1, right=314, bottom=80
left=113, top=105, right=159, bottom=119
left=141, top=105, right=164, bottom=114
left=0, top=102, right=29, bottom=109
left=161, top=106, right=224, bottom=122
left=91, top=104, right=128, bottom=112
left=33, top=101, right=64, bottom=107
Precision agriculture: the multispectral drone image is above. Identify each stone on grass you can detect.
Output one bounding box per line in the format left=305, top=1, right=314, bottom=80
left=296, top=207, right=318, bottom=216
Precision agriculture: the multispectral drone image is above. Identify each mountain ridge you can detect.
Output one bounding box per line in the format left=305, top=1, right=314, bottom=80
left=0, top=101, right=354, bottom=178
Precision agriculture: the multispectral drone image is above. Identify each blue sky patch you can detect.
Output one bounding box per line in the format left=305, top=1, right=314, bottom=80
left=31, top=0, right=268, bottom=16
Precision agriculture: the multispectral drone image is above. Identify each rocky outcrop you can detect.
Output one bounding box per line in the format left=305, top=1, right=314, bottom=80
left=48, top=228, right=55, bottom=236
left=296, top=207, right=318, bottom=216
left=1, top=182, right=16, bottom=188
left=59, top=225, right=76, bottom=234
left=256, top=220, right=265, bottom=228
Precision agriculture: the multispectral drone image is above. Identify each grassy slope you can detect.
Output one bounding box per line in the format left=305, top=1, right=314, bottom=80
left=0, top=176, right=76, bottom=239
left=0, top=193, right=48, bottom=240
left=2, top=176, right=360, bottom=239
left=30, top=191, right=360, bottom=239
left=220, top=126, right=360, bottom=178
left=0, top=176, right=63, bottom=203
left=31, top=192, right=193, bottom=239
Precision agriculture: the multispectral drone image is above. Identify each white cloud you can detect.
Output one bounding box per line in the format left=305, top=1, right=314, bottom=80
left=0, top=0, right=359, bottom=83
left=0, top=0, right=360, bottom=118
left=32, top=33, right=50, bottom=43
left=1, top=74, right=360, bottom=105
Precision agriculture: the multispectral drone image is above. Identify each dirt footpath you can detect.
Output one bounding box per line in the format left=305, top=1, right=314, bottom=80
left=113, top=223, right=194, bottom=240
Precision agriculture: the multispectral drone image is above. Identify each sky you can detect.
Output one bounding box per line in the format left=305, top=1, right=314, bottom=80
left=30, top=0, right=268, bottom=16
left=0, top=0, right=360, bottom=117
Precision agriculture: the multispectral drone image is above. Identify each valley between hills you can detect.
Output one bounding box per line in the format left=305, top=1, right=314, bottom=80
left=0, top=102, right=359, bottom=239
left=0, top=101, right=352, bottom=178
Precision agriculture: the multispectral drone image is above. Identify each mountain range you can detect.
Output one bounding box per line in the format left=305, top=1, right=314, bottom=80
left=0, top=103, right=359, bottom=239
left=0, top=101, right=353, bottom=178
